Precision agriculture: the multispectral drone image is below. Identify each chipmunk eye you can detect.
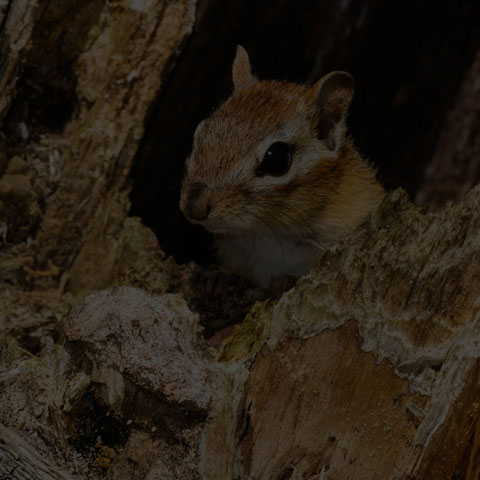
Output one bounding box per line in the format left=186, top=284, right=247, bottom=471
left=257, top=142, right=292, bottom=177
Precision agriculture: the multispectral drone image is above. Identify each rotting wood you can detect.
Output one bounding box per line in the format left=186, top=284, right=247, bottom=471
left=0, top=424, right=73, bottom=480
left=215, top=188, right=480, bottom=479
left=1, top=0, right=480, bottom=479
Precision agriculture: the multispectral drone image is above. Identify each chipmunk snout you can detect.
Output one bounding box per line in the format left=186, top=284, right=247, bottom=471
left=182, top=182, right=212, bottom=221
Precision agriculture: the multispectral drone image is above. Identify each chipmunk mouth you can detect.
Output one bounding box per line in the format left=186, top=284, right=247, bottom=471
left=190, top=213, right=248, bottom=235
left=196, top=216, right=234, bottom=234
left=182, top=210, right=224, bottom=231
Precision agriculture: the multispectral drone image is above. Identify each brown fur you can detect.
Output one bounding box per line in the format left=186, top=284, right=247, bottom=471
left=180, top=46, right=384, bottom=286
left=187, top=80, right=307, bottom=181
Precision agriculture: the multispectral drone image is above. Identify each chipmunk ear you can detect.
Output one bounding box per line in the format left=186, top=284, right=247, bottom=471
left=308, top=71, right=355, bottom=152
left=232, top=45, right=257, bottom=91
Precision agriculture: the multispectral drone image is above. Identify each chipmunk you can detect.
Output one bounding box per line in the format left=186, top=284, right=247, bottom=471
left=180, top=46, right=384, bottom=289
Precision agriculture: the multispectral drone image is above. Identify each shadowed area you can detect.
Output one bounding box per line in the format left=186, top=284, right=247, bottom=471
left=130, top=0, right=480, bottom=264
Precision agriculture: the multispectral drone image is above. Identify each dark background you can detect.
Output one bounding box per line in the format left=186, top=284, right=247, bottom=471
left=130, top=0, right=480, bottom=264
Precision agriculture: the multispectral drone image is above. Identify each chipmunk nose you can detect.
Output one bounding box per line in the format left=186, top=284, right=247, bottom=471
left=183, top=182, right=212, bottom=221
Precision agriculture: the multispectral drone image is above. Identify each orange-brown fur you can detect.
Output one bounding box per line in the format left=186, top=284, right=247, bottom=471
left=180, top=46, right=384, bottom=287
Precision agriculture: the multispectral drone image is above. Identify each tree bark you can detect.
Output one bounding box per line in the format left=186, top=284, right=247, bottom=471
left=222, top=188, right=480, bottom=479
left=1, top=1, right=480, bottom=479
left=0, top=0, right=196, bottom=294
left=3, top=188, right=480, bottom=479
left=0, top=425, right=73, bottom=480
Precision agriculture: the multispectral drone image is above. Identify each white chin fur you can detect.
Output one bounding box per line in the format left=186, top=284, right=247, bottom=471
left=216, top=234, right=316, bottom=288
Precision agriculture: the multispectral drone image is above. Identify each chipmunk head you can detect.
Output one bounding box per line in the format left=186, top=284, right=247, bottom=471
left=180, top=45, right=356, bottom=238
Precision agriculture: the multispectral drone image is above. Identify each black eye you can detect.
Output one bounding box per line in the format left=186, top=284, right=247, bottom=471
left=256, top=142, right=292, bottom=177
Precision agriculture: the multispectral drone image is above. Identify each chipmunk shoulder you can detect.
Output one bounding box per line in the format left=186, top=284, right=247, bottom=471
left=180, top=46, right=384, bottom=288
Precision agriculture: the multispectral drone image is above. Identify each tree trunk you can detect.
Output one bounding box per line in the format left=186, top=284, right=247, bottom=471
left=1, top=1, right=480, bottom=479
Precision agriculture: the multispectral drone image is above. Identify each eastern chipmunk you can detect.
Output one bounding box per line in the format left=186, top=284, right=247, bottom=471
left=180, top=46, right=384, bottom=288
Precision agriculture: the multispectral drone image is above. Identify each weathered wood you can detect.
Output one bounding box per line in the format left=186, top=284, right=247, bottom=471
left=1, top=0, right=480, bottom=479
left=238, top=324, right=428, bottom=479
left=2, top=194, right=480, bottom=480
left=0, top=0, right=40, bottom=121
left=217, top=188, right=480, bottom=479
left=0, top=1, right=199, bottom=478
left=0, top=0, right=197, bottom=295
left=0, top=424, right=72, bottom=480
